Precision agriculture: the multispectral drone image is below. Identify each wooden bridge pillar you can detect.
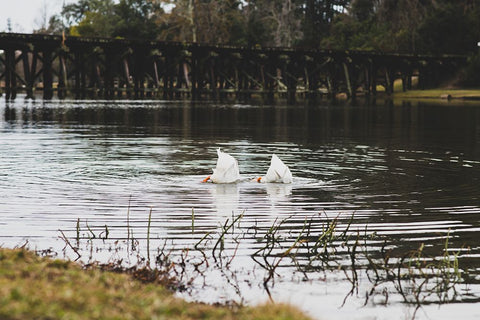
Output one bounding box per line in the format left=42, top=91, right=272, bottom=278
left=342, top=61, right=353, bottom=99
left=405, top=68, right=413, bottom=91
left=104, top=48, right=115, bottom=99
left=21, top=51, right=34, bottom=99
left=4, top=48, right=16, bottom=100
left=121, top=56, right=132, bottom=98
left=171, top=51, right=189, bottom=99
left=326, top=58, right=338, bottom=98
left=384, top=67, right=395, bottom=95
left=304, top=55, right=318, bottom=101
left=237, top=59, right=244, bottom=101
left=162, top=50, right=175, bottom=99
left=190, top=48, right=198, bottom=100
left=286, top=56, right=298, bottom=104
left=363, top=64, right=371, bottom=95
left=132, top=47, right=147, bottom=99
left=262, top=54, right=276, bottom=103
left=42, top=49, right=54, bottom=99
left=152, top=56, right=161, bottom=96
left=237, top=54, right=250, bottom=101
left=209, top=54, right=219, bottom=100
left=57, top=51, right=68, bottom=99
left=74, top=51, right=87, bottom=99
left=216, top=55, right=226, bottom=101
left=87, top=52, right=101, bottom=98
left=370, top=63, right=377, bottom=95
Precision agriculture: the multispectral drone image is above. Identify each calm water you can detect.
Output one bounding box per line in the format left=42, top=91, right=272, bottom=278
left=1, top=96, right=480, bottom=319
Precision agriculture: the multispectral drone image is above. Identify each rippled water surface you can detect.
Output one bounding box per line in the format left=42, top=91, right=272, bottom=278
left=1, top=97, right=480, bottom=319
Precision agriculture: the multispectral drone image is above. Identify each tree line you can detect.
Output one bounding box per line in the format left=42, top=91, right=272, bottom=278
left=38, top=0, right=480, bottom=55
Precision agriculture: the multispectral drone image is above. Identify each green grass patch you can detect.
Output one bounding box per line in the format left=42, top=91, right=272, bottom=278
left=393, top=89, right=480, bottom=100
left=0, top=247, right=312, bottom=320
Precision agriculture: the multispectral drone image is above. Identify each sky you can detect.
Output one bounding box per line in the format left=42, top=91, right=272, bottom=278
left=0, top=0, right=77, bottom=33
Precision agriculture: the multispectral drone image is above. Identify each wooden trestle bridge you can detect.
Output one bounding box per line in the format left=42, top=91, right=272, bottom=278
left=0, top=32, right=467, bottom=101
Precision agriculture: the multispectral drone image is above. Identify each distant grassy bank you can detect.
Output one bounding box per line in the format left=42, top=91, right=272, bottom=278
left=381, top=77, right=480, bottom=101
left=393, top=89, right=480, bottom=100
left=0, top=248, right=311, bottom=320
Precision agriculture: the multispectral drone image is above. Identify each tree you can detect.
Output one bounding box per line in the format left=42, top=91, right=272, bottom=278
left=34, top=15, right=66, bottom=35
left=32, top=0, right=480, bottom=55
left=194, top=0, right=246, bottom=45
left=61, top=0, right=119, bottom=37
left=114, top=0, right=163, bottom=39
left=416, top=2, right=480, bottom=54
left=350, top=0, right=375, bottom=21
left=154, top=0, right=195, bottom=42
left=301, top=0, right=350, bottom=47
left=156, top=0, right=246, bottom=44
left=58, top=0, right=162, bottom=39
left=243, top=0, right=274, bottom=46
left=266, top=0, right=303, bottom=47
left=34, top=0, right=50, bottom=32
left=243, top=0, right=303, bottom=47
left=61, top=0, right=103, bottom=25
left=376, top=0, right=430, bottom=52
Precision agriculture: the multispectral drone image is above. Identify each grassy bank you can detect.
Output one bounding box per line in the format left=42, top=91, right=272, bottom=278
left=379, top=77, right=480, bottom=101
left=393, top=89, right=480, bottom=100
left=0, top=248, right=312, bottom=320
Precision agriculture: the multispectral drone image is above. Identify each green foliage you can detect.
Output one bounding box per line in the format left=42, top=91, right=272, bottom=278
left=301, top=0, right=350, bottom=47
left=457, top=54, right=480, bottom=87
left=59, top=0, right=163, bottom=39
left=194, top=1, right=246, bottom=44
left=74, top=10, right=120, bottom=38
left=350, top=0, right=374, bottom=22
left=158, top=0, right=247, bottom=45
left=32, top=0, right=480, bottom=56
left=114, top=0, right=163, bottom=39
left=416, top=3, right=480, bottom=54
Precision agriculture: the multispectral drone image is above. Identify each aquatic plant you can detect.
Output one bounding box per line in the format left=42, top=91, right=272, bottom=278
left=357, top=231, right=470, bottom=319
left=57, top=207, right=474, bottom=319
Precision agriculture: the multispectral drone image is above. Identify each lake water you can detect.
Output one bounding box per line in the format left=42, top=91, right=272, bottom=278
left=1, top=96, right=480, bottom=319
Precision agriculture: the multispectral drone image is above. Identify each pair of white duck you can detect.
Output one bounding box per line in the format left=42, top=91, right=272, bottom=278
left=202, top=148, right=292, bottom=184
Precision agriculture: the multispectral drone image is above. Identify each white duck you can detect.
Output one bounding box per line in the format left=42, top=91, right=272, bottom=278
left=202, top=148, right=241, bottom=183
left=257, top=154, right=292, bottom=184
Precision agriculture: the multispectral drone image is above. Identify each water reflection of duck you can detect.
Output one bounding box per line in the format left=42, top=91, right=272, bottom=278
left=202, top=148, right=241, bottom=183
left=256, top=154, right=292, bottom=184
left=266, top=183, right=292, bottom=199
left=211, top=183, right=239, bottom=216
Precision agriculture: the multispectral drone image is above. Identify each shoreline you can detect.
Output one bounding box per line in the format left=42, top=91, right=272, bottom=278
left=0, top=247, right=312, bottom=320
left=3, top=88, right=480, bottom=104
left=391, top=89, right=480, bottom=101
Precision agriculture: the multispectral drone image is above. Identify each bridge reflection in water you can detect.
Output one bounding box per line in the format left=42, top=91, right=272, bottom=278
left=0, top=32, right=466, bottom=101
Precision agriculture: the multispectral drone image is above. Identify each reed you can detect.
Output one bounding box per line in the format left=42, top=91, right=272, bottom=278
left=147, top=208, right=152, bottom=268
left=59, top=229, right=81, bottom=261
left=85, top=220, right=96, bottom=239
left=75, top=218, right=80, bottom=246
left=127, top=196, right=131, bottom=248
left=359, top=231, right=467, bottom=319
left=58, top=207, right=473, bottom=318
left=100, top=224, right=109, bottom=240
left=212, top=213, right=244, bottom=261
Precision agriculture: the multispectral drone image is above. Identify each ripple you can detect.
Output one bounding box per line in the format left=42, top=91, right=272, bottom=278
left=2, top=100, right=480, bottom=319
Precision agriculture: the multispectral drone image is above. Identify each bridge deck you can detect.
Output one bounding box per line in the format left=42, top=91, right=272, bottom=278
left=0, top=33, right=467, bottom=101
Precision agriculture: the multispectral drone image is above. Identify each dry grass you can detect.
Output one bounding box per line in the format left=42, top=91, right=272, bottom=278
left=0, top=248, right=312, bottom=320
